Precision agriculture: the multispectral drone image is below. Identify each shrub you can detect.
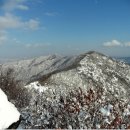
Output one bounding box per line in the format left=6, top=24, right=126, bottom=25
left=0, top=68, right=31, bottom=108
left=23, top=87, right=130, bottom=129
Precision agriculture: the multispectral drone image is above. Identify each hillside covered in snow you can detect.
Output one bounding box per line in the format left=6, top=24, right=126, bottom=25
left=0, top=51, right=130, bottom=129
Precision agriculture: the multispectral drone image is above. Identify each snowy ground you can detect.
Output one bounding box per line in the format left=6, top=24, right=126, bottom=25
left=0, top=88, right=20, bottom=129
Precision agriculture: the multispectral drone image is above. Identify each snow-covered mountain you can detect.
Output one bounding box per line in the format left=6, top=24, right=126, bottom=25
left=0, top=54, right=83, bottom=85
left=116, top=57, right=130, bottom=64
left=0, top=51, right=130, bottom=129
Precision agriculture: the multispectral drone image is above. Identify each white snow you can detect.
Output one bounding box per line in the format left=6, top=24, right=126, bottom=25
left=123, top=108, right=130, bottom=116
left=100, top=107, right=110, bottom=116
left=123, top=105, right=130, bottom=116
left=107, top=104, right=113, bottom=110
left=25, top=81, right=48, bottom=93
left=96, top=124, right=100, bottom=128
left=0, top=88, right=20, bottom=129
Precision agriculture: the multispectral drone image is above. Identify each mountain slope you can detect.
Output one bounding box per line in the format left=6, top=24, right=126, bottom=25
left=0, top=53, right=89, bottom=85
left=1, top=51, right=130, bottom=129
left=38, top=51, right=130, bottom=100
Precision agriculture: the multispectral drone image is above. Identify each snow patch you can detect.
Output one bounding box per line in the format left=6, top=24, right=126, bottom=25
left=100, top=107, right=110, bottom=116
left=0, top=88, right=20, bottom=129
left=25, top=81, right=48, bottom=93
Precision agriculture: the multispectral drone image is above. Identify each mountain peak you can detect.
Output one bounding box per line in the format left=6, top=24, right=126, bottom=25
left=1, top=51, right=130, bottom=128
left=0, top=51, right=129, bottom=85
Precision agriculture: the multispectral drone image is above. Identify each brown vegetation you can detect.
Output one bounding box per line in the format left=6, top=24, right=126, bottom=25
left=0, top=68, right=31, bottom=108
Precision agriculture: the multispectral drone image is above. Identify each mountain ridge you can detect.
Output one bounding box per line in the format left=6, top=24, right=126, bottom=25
left=0, top=51, right=98, bottom=84
left=1, top=51, right=130, bottom=128
left=19, top=51, right=130, bottom=128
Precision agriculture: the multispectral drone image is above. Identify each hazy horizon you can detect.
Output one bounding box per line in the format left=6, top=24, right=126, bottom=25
left=0, top=0, right=130, bottom=58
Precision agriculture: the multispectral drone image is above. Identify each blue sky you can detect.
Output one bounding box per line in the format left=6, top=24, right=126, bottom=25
left=0, top=0, right=130, bottom=58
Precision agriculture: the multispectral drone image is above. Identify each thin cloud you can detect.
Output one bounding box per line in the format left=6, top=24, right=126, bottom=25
left=16, top=4, right=29, bottom=10
left=44, top=12, right=58, bottom=16
left=0, top=35, right=7, bottom=45
left=103, top=40, right=123, bottom=47
left=12, top=38, right=21, bottom=44
left=25, top=43, right=51, bottom=48
left=25, top=19, right=40, bottom=30
left=0, top=31, right=8, bottom=45
left=2, top=0, right=29, bottom=11
left=0, top=1, right=40, bottom=30
left=0, top=0, right=40, bottom=46
left=0, top=13, right=40, bottom=30
left=103, top=40, right=130, bottom=47
left=0, top=13, right=23, bottom=29
left=125, top=42, right=130, bottom=47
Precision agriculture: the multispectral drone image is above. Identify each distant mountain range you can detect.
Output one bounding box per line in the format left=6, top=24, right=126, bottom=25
left=0, top=56, right=130, bottom=64
left=116, top=57, right=130, bottom=64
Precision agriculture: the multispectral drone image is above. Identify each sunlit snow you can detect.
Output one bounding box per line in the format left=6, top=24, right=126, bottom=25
left=0, top=88, right=20, bottom=129
left=25, top=81, right=48, bottom=93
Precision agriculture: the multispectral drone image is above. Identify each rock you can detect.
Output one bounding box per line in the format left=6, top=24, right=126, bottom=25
left=8, top=116, right=21, bottom=129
